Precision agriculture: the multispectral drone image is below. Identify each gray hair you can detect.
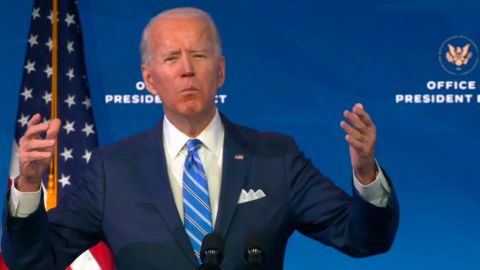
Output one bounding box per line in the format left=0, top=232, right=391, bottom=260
left=140, top=7, right=223, bottom=65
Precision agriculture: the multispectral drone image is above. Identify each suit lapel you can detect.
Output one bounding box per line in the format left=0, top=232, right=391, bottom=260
left=215, top=117, right=251, bottom=238
left=142, top=123, right=197, bottom=267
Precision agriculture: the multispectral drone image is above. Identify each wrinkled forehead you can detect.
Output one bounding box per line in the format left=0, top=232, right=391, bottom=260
left=148, top=17, right=216, bottom=51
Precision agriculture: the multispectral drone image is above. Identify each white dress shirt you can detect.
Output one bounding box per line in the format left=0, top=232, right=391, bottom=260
left=163, top=110, right=224, bottom=227
left=9, top=110, right=391, bottom=220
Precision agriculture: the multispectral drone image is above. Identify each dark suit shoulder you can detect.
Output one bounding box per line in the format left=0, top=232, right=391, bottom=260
left=226, top=121, right=298, bottom=156
left=95, top=124, right=162, bottom=160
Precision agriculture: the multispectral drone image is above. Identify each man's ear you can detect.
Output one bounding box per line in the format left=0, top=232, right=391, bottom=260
left=216, top=56, right=225, bottom=88
left=141, top=64, right=158, bottom=96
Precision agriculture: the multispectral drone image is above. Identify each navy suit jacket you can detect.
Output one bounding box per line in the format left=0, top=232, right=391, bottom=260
left=2, top=115, right=399, bottom=270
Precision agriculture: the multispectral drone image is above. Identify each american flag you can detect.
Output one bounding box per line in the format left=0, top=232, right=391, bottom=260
left=3, top=0, right=114, bottom=269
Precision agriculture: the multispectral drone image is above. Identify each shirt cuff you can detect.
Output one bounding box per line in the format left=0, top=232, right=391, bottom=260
left=353, top=160, right=391, bottom=208
left=9, top=177, right=42, bottom=218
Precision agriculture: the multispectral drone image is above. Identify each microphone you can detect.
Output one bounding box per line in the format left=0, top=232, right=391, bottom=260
left=199, top=232, right=224, bottom=270
left=244, top=234, right=266, bottom=270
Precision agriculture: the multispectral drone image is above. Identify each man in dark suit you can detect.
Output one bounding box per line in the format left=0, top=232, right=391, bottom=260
left=2, top=7, right=399, bottom=270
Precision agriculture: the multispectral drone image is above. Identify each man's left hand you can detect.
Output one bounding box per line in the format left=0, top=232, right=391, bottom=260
left=340, top=103, right=377, bottom=185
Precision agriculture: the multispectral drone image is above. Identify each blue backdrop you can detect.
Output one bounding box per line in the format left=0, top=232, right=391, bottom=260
left=1, top=0, right=479, bottom=269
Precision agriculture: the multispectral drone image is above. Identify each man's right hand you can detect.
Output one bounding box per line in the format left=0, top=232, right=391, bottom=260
left=16, top=114, right=61, bottom=192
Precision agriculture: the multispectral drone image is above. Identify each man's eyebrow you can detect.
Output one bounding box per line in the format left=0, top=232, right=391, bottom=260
left=162, top=50, right=181, bottom=57
left=189, top=49, right=208, bottom=53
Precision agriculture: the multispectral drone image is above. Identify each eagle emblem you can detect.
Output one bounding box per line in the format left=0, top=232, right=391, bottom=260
left=439, top=35, right=479, bottom=75
left=446, top=43, right=472, bottom=67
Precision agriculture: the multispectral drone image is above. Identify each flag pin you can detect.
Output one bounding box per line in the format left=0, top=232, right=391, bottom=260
left=234, top=154, right=244, bottom=160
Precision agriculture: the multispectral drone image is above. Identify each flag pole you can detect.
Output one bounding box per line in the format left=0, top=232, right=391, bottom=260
left=47, top=0, right=58, bottom=211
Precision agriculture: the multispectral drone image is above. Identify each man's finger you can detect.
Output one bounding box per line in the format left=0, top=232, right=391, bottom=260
left=22, top=139, right=56, bottom=152
left=27, top=113, right=41, bottom=128
left=23, top=121, right=51, bottom=141
left=345, top=134, right=365, bottom=153
left=352, top=103, right=373, bottom=126
left=354, top=103, right=364, bottom=110
left=340, top=121, right=364, bottom=142
left=45, top=118, right=61, bottom=140
left=20, top=151, right=53, bottom=162
left=344, top=110, right=366, bottom=131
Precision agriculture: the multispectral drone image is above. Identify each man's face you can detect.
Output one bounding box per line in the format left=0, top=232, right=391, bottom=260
left=142, top=17, right=225, bottom=120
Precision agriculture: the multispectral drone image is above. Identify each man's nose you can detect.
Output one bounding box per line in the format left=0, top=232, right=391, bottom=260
left=181, top=55, right=195, bottom=77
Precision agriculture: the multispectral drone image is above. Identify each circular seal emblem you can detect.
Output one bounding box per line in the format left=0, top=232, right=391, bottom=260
left=438, top=35, right=479, bottom=75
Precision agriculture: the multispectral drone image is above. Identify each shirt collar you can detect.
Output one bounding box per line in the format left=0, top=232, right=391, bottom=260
left=163, top=110, right=224, bottom=159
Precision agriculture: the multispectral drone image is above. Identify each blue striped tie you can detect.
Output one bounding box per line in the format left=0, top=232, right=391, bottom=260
left=183, top=139, right=213, bottom=262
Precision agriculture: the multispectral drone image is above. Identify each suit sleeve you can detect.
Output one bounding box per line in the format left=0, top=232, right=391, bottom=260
left=285, top=138, right=399, bottom=257
left=2, top=149, right=105, bottom=270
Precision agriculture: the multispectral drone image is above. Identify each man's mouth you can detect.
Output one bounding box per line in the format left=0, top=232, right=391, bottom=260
left=180, top=87, right=199, bottom=93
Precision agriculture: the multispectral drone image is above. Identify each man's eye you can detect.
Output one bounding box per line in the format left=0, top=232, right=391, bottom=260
left=164, top=57, right=177, bottom=63
left=193, top=54, right=207, bottom=58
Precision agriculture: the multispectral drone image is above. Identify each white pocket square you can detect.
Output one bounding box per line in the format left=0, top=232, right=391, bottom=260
left=238, top=189, right=266, bottom=204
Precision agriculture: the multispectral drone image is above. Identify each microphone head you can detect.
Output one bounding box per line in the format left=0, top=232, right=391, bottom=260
left=244, top=233, right=266, bottom=270
left=244, top=233, right=266, bottom=256
left=200, top=232, right=224, bottom=265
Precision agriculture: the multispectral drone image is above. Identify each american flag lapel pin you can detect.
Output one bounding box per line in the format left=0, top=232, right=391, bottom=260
left=234, top=154, right=244, bottom=160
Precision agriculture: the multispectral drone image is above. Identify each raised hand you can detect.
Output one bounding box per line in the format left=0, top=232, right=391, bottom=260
left=340, top=103, right=377, bottom=185
left=17, top=114, right=61, bottom=192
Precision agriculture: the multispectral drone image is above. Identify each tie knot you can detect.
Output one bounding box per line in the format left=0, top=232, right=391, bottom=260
left=186, top=139, right=202, bottom=152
